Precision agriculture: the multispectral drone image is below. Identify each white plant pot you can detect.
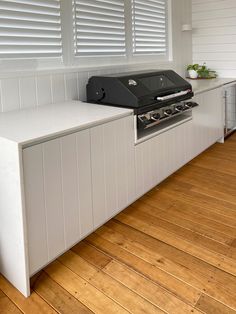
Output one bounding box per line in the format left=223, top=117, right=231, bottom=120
left=188, top=70, right=198, bottom=79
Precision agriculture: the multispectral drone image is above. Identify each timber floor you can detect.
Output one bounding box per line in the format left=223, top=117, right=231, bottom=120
left=1, top=133, right=236, bottom=314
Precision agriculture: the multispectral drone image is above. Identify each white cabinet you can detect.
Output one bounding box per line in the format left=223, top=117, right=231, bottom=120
left=0, top=112, right=134, bottom=297
left=191, top=87, right=224, bottom=157
left=134, top=86, right=224, bottom=199
left=135, top=120, right=193, bottom=198
left=23, top=115, right=135, bottom=278
left=91, top=117, right=136, bottom=228
left=23, top=130, right=93, bottom=276
left=0, top=87, right=226, bottom=298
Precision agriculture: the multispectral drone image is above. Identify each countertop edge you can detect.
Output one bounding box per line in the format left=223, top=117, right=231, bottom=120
left=21, top=110, right=133, bottom=148
left=0, top=101, right=134, bottom=146
left=189, top=79, right=236, bottom=95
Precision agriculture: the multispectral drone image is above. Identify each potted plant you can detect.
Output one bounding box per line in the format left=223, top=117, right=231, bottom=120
left=187, top=63, right=217, bottom=79
left=197, top=63, right=217, bottom=78
left=187, top=64, right=199, bottom=79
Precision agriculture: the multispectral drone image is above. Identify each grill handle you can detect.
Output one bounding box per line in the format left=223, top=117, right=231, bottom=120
left=155, top=89, right=191, bottom=101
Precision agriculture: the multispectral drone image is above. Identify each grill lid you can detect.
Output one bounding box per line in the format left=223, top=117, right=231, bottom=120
left=86, top=70, right=193, bottom=113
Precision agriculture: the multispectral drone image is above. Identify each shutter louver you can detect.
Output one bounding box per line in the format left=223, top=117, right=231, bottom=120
left=132, top=0, right=167, bottom=55
left=73, top=0, right=126, bottom=56
left=0, top=0, right=62, bottom=59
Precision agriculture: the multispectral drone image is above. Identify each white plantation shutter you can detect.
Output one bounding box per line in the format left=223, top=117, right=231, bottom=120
left=73, top=0, right=126, bottom=56
left=0, top=0, right=62, bottom=59
left=132, top=0, right=168, bottom=55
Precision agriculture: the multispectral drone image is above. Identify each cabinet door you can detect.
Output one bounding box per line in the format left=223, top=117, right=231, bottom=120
left=90, top=115, right=135, bottom=228
left=191, top=88, right=224, bottom=158
left=135, top=120, right=193, bottom=198
left=23, top=130, right=93, bottom=275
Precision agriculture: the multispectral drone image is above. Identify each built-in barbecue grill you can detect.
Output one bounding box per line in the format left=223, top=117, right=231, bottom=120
left=87, top=70, right=198, bottom=138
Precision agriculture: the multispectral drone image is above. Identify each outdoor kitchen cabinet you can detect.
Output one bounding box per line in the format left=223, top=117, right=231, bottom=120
left=134, top=86, right=224, bottom=199
left=0, top=102, right=134, bottom=297
left=191, top=87, right=224, bottom=156
left=23, top=115, right=135, bottom=277
left=135, top=119, right=193, bottom=197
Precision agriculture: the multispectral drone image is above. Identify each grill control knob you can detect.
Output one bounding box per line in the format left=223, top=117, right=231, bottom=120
left=175, top=105, right=183, bottom=112
left=139, top=115, right=149, bottom=125
left=184, top=102, right=193, bottom=109
left=164, top=109, right=172, bottom=116
left=151, top=113, right=161, bottom=121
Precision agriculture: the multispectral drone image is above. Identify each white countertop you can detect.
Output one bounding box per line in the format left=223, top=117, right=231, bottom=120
left=0, top=101, right=133, bottom=146
left=186, top=78, right=236, bottom=95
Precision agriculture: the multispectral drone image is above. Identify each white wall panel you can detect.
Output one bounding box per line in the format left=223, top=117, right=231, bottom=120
left=65, top=72, right=78, bottom=101
left=36, top=75, right=52, bottom=106
left=192, top=0, right=236, bottom=78
left=1, top=78, right=20, bottom=111
left=19, top=77, right=37, bottom=109
left=51, top=73, right=66, bottom=103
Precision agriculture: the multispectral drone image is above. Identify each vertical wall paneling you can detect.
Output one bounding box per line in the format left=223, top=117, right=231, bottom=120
left=0, top=80, right=2, bottom=112
left=78, top=71, right=89, bottom=101
left=19, top=77, right=37, bottom=109
left=192, top=0, right=236, bottom=77
left=23, top=145, right=48, bottom=275
left=76, top=129, right=93, bottom=238
left=65, top=72, right=78, bottom=101
left=36, top=75, right=53, bottom=106
left=1, top=78, right=20, bottom=111
left=42, top=139, right=65, bottom=260
left=51, top=73, right=66, bottom=103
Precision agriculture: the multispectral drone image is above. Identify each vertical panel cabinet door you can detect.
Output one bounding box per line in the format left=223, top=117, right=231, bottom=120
left=192, top=88, right=224, bottom=158
left=23, top=129, right=93, bottom=275
left=135, top=121, right=193, bottom=198
left=90, top=115, right=136, bottom=228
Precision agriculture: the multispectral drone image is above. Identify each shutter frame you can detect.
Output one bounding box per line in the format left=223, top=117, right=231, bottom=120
left=0, top=0, right=62, bottom=59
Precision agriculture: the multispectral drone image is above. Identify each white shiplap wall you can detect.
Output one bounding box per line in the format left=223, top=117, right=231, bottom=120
left=192, top=0, right=236, bottom=77
left=0, top=0, right=192, bottom=113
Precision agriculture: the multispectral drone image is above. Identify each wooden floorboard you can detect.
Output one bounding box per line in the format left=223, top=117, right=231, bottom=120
left=0, top=132, right=236, bottom=313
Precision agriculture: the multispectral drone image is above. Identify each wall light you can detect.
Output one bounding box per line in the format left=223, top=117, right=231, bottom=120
left=182, top=24, right=192, bottom=32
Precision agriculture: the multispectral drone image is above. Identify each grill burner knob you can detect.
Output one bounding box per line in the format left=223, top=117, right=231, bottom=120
left=164, top=109, right=172, bottom=116
left=175, top=105, right=183, bottom=112
left=184, top=102, right=193, bottom=109
left=139, top=116, right=150, bottom=125
left=151, top=113, right=161, bottom=121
